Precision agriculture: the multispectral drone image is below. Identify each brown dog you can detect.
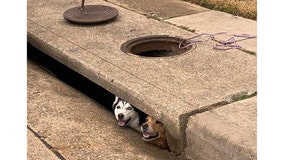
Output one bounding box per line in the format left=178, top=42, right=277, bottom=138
left=141, top=116, right=168, bottom=149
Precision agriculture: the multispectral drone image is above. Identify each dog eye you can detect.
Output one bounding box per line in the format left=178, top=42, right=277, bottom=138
left=116, top=106, right=120, bottom=109
left=155, top=120, right=162, bottom=124
left=127, top=107, right=132, bottom=110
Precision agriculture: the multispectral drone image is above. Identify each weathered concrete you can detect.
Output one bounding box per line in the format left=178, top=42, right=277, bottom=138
left=165, top=10, right=257, bottom=53
left=106, top=0, right=208, bottom=19
left=27, top=0, right=256, bottom=154
left=27, top=60, right=183, bottom=160
left=27, top=129, right=61, bottom=160
left=185, top=97, right=257, bottom=160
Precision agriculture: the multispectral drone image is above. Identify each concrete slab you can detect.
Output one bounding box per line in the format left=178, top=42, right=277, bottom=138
left=106, top=0, right=208, bottom=19
left=27, top=129, right=61, bottom=160
left=185, top=97, right=257, bottom=160
left=27, top=0, right=256, bottom=154
left=165, top=10, right=257, bottom=53
left=27, top=60, right=183, bottom=160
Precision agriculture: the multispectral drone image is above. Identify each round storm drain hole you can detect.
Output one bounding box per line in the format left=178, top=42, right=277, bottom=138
left=121, top=35, right=191, bottom=57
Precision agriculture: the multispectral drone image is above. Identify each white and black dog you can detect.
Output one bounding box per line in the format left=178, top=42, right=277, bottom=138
left=112, top=96, right=144, bottom=132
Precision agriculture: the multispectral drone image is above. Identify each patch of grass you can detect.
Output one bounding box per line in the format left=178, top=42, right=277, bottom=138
left=240, top=48, right=256, bottom=55
left=179, top=25, right=196, bottom=33
left=183, top=0, right=257, bottom=20
left=145, top=13, right=161, bottom=21
left=232, top=91, right=257, bottom=102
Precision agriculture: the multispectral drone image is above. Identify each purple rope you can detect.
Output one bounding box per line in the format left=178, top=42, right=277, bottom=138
left=213, top=36, right=240, bottom=50
left=234, top=34, right=257, bottom=38
left=179, top=32, right=226, bottom=49
left=179, top=32, right=256, bottom=50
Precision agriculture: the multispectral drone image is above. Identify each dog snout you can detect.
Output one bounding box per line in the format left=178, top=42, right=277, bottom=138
left=118, top=113, right=124, bottom=119
left=142, top=123, right=148, bottom=130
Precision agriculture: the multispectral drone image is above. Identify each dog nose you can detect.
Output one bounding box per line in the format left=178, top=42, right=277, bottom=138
left=118, top=113, right=124, bottom=119
left=142, top=124, right=148, bottom=130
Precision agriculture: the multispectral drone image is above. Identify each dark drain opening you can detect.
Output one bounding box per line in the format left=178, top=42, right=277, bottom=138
left=139, top=50, right=172, bottom=57
left=121, top=35, right=191, bottom=57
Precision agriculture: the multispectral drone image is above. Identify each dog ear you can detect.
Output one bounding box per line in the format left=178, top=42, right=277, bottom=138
left=112, top=96, right=122, bottom=110
left=112, top=96, right=120, bottom=110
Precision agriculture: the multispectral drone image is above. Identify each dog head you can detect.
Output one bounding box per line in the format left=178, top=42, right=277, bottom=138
left=112, top=96, right=138, bottom=128
left=141, top=116, right=168, bottom=148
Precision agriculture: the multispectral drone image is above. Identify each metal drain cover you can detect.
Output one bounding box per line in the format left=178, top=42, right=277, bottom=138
left=63, top=5, right=118, bottom=24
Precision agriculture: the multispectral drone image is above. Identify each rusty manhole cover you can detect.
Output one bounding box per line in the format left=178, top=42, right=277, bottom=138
left=63, top=4, right=118, bottom=24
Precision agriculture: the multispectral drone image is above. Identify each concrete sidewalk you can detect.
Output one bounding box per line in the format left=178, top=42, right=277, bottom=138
left=27, top=0, right=256, bottom=159
left=108, top=0, right=256, bottom=53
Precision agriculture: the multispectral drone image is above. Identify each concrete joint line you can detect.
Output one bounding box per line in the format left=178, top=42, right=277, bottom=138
left=185, top=90, right=257, bottom=118
left=27, top=126, right=66, bottom=160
